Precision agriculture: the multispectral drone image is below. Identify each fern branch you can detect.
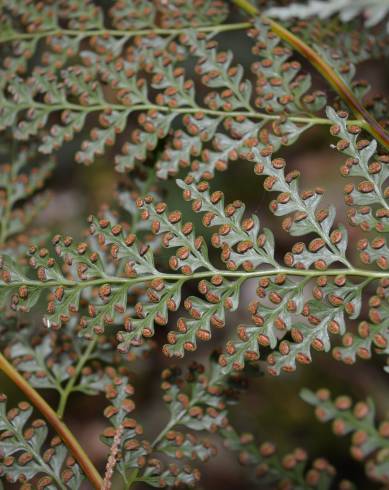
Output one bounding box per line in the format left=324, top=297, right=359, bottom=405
left=1, top=98, right=365, bottom=129
left=221, top=426, right=336, bottom=489
left=0, top=353, right=103, bottom=489
left=56, top=338, right=97, bottom=418
left=150, top=395, right=202, bottom=449
left=232, top=0, right=389, bottom=150
left=302, top=389, right=389, bottom=483
left=1, top=267, right=388, bottom=290
left=0, top=22, right=252, bottom=44
left=0, top=143, right=53, bottom=245
left=0, top=398, right=67, bottom=489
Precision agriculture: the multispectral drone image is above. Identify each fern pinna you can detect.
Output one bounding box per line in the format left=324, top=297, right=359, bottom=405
left=0, top=1, right=388, bottom=489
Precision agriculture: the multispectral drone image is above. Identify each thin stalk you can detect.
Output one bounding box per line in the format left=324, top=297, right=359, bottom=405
left=151, top=408, right=188, bottom=449
left=56, top=338, right=97, bottom=418
left=0, top=353, right=103, bottom=489
left=0, top=22, right=252, bottom=44
left=232, top=0, right=389, bottom=150
left=1, top=267, right=388, bottom=293
left=126, top=469, right=139, bottom=488
left=151, top=386, right=205, bottom=449
left=2, top=100, right=366, bottom=129
left=149, top=369, right=227, bottom=454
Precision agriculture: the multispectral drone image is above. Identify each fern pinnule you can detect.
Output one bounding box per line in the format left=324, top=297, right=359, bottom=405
left=0, top=393, right=84, bottom=488
left=301, top=387, right=389, bottom=484
left=332, top=277, right=389, bottom=366
left=327, top=107, right=389, bottom=234
left=0, top=142, right=53, bottom=248
left=222, top=426, right=342, bottom=489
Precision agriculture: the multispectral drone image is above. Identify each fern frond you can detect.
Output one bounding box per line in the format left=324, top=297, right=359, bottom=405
left=1, top=153, right=388, bottom=374
left=222, top=426, right=338, bottom=489
left=1, top=7, right=368, bottom=177
left=178, top=178, right=277, bottom=269
left=0, top=393, right=84, bottom=488
left=333, top=278, right=389, bottom=367
left=100, top=362, right=228, bottom=488
left=301, top=388, right=389, bottom=485
left=3, top=322, right=114, bottom=403
left=0, top=107, right=387, bottom=377
left=251, top=143, right=351, bottom=268
left=0, top=143, right=53, bottom=246
left=327, top=107, right=389, bottom=233
left=101, top=360, right=345, bottom=489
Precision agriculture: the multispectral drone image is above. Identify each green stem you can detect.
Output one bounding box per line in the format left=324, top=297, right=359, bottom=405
left=2, top=100, right=366, bottom=129
left=126, top=468, right=139, bottom=488
left=151, top=408, right=188, bottom=449
left=151, top=385, right=205, bottom=449
left=56, top=338, right=97, bottom=418
left=0, top=22, right=252, bottom=44
left=149, top=368, right=227, bottom=454
left=232, top=0, right=389, bottom=150
left=1, top=266, right=388, bottom=292
left=0, top=353, right=103, bottom=489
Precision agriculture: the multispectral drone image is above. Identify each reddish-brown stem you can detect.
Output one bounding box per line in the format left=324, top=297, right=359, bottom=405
left=0, top=353, right=103, bottom=489
left=232, top=0, right=389, bottom=150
